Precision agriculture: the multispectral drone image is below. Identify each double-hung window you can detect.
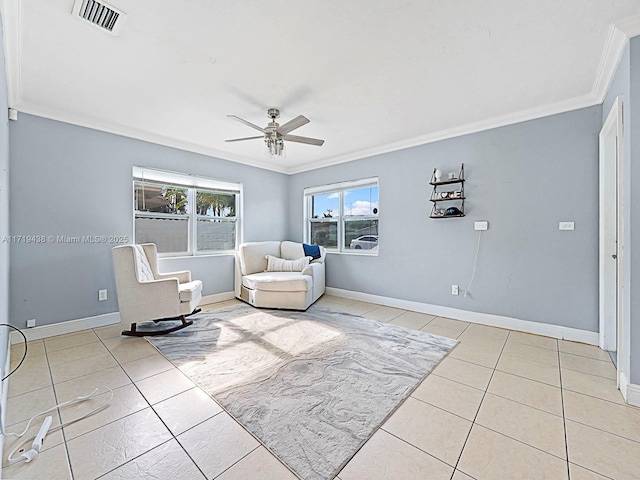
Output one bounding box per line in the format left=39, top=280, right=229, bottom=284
left=305, top=178, right=379, bottom=253
left=133, top=166, right=241, bottom=255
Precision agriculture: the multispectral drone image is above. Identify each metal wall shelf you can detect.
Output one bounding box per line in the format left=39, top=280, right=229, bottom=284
left=429, top=164, right=465, bottom=218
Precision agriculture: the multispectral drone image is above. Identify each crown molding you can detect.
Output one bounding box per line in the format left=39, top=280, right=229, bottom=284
left=16, top=102, right=290, bottom=174
left=14, top=92, right=600, bottom=177
left=615, top=14, right=640, bottom=38
left=4, top=12, right=640, bottom=176
left=591, top=25, right=629, bottom=103
left=287, top=93, right=598, bottom=174
left=592, top=16, right=640, bottom=103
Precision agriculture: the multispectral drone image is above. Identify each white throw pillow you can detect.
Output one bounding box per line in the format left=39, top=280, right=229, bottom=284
left=265, top=255, right=311, bottom=272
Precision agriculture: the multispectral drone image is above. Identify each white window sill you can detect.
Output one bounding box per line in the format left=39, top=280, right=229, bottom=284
left=158, top=251, right=236, bottom=260
left=326, top=250, right=378, bottom=257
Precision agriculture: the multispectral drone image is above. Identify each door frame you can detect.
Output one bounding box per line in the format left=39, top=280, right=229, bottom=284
left=599, top=96, right=623, bottom=378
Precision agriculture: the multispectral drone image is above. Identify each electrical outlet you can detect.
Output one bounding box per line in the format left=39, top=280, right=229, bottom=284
left=451, top=285, right=459, bottom=296
left=26, top=319, right=36, bottom=328
left=559, top=221, right=574, bottom=231
left=98, top=289, right=107, bottom=301
left=474, top=221, right=488, bottom=231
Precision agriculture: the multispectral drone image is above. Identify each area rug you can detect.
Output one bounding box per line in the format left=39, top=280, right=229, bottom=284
left=146, top=304, right=457, bottom=480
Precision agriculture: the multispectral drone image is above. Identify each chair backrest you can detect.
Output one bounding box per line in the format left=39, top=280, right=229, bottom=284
left=281, top=241, right=326, bottom=263
left=112, top=243, right=159, bottom=286
left=132, top=245, right=155, bottom=282
left=112, top=243, right=188, bottom=325
left=237, top=241, right=282, bottom=275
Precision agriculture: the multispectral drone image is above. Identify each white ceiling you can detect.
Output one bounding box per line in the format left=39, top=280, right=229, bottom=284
left=2, top=1, right=640, bottom=174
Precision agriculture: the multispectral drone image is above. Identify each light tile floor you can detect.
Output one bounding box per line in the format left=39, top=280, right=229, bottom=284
left=2, top=296, right=638, bottom=479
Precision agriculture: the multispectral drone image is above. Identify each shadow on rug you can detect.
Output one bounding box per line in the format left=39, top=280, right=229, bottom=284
left=146, top=304, right=457, bottom=480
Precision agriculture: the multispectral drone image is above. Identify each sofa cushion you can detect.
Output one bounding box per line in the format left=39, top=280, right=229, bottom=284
left=178, top=280, right=203, bottom=302
left=303, top=243, right=322, bottom=260
left=281, top=241, right=305, bottom=260
left=265, top=255, right=311, bottom=272
left=239, top=241, right=281, bottom=275
left=281, top=240, right=325, bottom=264
left=242, top=272, right=312, bottom=292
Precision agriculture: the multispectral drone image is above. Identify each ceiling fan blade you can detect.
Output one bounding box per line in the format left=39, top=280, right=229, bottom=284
left=227, top=115, right=266, bottom=133
left=283, top=134, right=325, bottom=146
left=225, top=136, right=264, bottom=143
left=276, top=115, right=310, bottom=135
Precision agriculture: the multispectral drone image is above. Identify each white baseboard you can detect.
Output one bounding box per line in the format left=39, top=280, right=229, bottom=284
left=326, top=287, right=599, bottom=345
left=619, top=372, right=640, bottom=407
left=200, top=291, right=235, bottom=305
left=9, top=312, right=121, bottom=344
left=7, top=293, right=235, bottom=344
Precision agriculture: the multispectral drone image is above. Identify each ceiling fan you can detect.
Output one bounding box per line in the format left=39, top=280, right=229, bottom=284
left=226, top=108, right=324, bottom=156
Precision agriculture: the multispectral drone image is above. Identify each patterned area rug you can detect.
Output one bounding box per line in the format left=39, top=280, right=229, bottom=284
left=146, top=304, right=457, bottom=480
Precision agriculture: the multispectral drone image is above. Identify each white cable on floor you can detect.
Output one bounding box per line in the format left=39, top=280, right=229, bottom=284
left=463, top=230, right=482, bottom=298
left=4, top=386, right=114, bottom=465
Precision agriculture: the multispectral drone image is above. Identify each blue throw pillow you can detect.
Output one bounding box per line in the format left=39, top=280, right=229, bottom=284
left=303, top=243, right=321, bottom=260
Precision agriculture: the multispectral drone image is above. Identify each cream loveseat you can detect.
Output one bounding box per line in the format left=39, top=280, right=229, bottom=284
left=235, top=241, right=326, bottom=310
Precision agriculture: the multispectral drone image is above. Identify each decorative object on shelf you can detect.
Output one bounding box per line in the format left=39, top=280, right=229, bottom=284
left=429, top=164, right=465, bottom=218
left=445, top=206, right=462, bottom=216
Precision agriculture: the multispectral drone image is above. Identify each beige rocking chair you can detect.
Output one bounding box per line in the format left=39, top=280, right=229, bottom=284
left=112, top=243, right=202, bottom=336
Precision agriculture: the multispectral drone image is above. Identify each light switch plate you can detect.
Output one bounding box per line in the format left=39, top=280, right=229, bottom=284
left=474, top=221, right=488, bottom=231
left=559, top=221, right=575, bottom=231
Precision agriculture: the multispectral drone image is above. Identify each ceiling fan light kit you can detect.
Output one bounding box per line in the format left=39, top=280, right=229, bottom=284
left=226, top=108, right=324, bottom=158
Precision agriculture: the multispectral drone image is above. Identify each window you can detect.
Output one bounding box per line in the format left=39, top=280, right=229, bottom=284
left=133, top=167, right=241, bottom=255
left=305, top=178, right=379, bottom=253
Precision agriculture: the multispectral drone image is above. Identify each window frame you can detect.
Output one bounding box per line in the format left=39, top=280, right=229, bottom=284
left=304, top=177, right=379, bottom=255
left=133, top=166, right=242, bottom=257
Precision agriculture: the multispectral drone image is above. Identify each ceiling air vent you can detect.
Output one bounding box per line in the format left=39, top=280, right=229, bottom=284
left=72, top=0, right=127, bottom=35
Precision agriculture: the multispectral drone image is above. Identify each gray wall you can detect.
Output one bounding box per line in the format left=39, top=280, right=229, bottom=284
left=289, top=106, right=602, bottom=332
left=9, top=114, right=289, bottom=327
left=0, top=15, right=10, bottom=376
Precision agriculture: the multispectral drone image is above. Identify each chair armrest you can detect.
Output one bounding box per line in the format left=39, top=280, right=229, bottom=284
left=302, top=262, right=324, bottom=278
left=136, top=277, right=181, bottom=296
left=155, top=270, right=191, bottom=283
left=119, top=278, right=183, bottom=323
left=303, top=261, right=326, bottom=302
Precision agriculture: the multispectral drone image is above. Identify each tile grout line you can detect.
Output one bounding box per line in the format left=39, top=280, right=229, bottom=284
left=113, top=312, right=301, bottom=479
left=430, top=363, right=567, bottom=418
left=449, top=330, right=510, bottom=476
left=92, top=326, right=213, bottom=480
left=94, top=321, right=276, bottom=479
left=9, top=302, right=625, bottom=479
left=562, top=416, right=640, bottom=445
left=557, top=339, right=571, bottom=480
left=398, top=392, right=574, bottom=464
left=377, top=428, right=459, bottom=475
left=560, top=349, right=618, bottom=363
left=208, top=445, right=263, bottom=480
left=43, top=337, right=76, bottom=480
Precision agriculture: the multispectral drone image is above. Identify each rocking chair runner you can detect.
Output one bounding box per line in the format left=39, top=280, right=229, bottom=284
left=112, top=243, right=203, bottom=337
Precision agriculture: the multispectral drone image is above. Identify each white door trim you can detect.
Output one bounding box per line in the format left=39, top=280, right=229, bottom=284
left=599, top=96, right=623, bottom=380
